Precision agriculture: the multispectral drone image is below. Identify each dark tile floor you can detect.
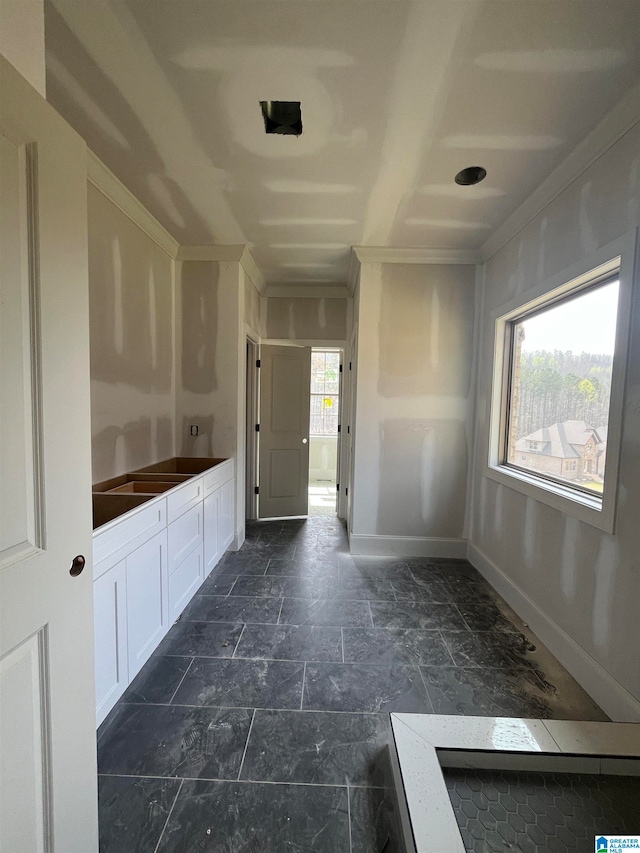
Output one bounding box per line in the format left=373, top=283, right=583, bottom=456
left=97, top=515, right=607, bottom=852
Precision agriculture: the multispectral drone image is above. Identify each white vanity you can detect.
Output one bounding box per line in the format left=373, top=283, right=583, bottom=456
left=92, top=457, right=234, bottom=726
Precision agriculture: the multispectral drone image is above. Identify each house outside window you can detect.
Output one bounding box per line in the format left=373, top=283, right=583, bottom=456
left=487, top=245, right=634, bottom=534
left=310, top=351, right=340, bottom=436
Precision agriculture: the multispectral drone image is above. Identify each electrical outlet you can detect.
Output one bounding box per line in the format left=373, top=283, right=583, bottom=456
left=190, top=424, right=199, bottom=437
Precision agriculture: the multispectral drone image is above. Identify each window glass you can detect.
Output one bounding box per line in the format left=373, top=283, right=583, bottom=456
left=506, top=279, right=619, bottom=496
left=310, top=351, right=340, bottom=436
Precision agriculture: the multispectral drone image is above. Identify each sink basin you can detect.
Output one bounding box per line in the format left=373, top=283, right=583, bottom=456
left=105, top=481, right=177, bottom=495
left=133, top=456, right=226, bottom=475
left=92, top=493, right=155, bottom=529
left=93, top=472, right=192, bottom=493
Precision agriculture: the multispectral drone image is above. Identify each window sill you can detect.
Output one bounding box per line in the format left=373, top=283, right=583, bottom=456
left=485, top=463, right=615, bottom=534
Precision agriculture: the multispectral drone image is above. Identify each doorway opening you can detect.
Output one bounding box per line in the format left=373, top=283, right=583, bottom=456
left=309, top=349, right=341, bottom=516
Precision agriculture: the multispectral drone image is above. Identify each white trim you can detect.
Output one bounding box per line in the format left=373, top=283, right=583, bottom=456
left=466, top=542, right=640, bottom=722
left=485, top=232, right=636, bottom=535
left=352, top=246, right=481, bottom=266
left=178, top=245, right=265, bottom=293
left=264, top=285, right=350, bottom=299
left=261, top=338, right=347, bottom=348
left=86, top=149, right=179, bottom=258
left=347, top=249, right=360, bottom=296
left=480, top=79, right=640, bottom=262
left=348, top=534, right=466, bottom=558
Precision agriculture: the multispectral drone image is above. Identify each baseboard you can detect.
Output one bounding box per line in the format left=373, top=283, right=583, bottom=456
left=349, top=534, right=467, bottom=558
left=467, top=542, right=640, bottom=722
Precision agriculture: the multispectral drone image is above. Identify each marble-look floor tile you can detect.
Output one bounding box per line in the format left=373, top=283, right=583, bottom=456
left=155, top=621, right=244, bottom=658
left=456, top=602, right=521, bottom=632
left=97, top=704, right=252, bottom=779
left=389, top=578, right=453, bottom=602
left=339, top=560, right=414, bottom=581
left=265, top=555, right=338, bottom=575
left=98, top=775, right=181, bottom=853
left=181, top=594, right=282, bottom=624
left=304, top=662, right=432, bottom=713
left=342, top=627, right=454, bottom=666
left=349, top=785, right=405, bottom=853
left=197, top=574, right=236, bottom=596
left=121, top=656, right=191, bottom=704
left=240, top=710, right=391, bottom=786
left=330, top=578, right=398, bottom=601
left=369, top=600, right=467, bottom=630
left=279, top=598, right=372, bottom=627
left=215, top=554, right=269, bottom=575
left=441, top=630, right=537, bottom=669
left=171, top=658, right=304, bottom=709
left=234, top=623, right=342, bottom=662
left=156, top=780, right=350, bottom=853
left=230, top=575, right=328, bottom=599
left=420, top=665, right=556, bottom=718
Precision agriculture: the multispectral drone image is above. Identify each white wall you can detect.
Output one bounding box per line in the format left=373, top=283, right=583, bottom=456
left=469, top=121, right=640, bottom=718
left=88, top=183, right=175, bottom=482
left=266, top=296, right=347, bottom=341
left=350, top=262, right=475, bottom=555
left=309, top=435, right=338, bottom=482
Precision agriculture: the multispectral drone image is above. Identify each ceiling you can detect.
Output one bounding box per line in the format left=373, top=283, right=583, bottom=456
left=44, top=0, right=640, bottom=287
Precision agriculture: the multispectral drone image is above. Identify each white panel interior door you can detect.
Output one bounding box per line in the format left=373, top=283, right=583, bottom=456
left=258, top=345, right=311, bottom=518
left=0, top=57, right=98, bottom=851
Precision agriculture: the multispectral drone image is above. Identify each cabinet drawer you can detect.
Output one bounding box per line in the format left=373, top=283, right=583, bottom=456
left=168, top=545, right=203, bottom=622
left=93, top=499, right=166, bottom=575
left=167, top=476, right=204, bottom=523
left=204, top=458, right=234, bottom=497
left=168, top=503, right=203, bottom=575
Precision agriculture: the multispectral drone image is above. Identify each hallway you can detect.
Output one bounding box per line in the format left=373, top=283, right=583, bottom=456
left=97, top=516, right=606, bottom=852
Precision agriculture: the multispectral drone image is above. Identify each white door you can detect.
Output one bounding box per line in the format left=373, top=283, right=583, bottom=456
left=0, top=57, right=98, bottom=851
left=258, top=345, right=311, bottom=518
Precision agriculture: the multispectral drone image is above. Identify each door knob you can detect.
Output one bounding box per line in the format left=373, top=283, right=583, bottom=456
left=302, top=438, right=308, bottom=444
left=69, top=555, right=86, bottom=577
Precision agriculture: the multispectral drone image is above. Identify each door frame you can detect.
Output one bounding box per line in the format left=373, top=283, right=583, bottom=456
left=245, top=335, right=260, bottom=520
left=252, top=338, right=350, bottom=521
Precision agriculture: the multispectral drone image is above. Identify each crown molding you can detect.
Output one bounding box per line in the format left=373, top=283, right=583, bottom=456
left=87, top=149, right=179, bottom=259
left=352, top=246, right=482, bottom=266
left=265, top=285, right=349, bottom=299
left=177, top=244, right=266, bottom=293
left=347, top=248, right=361, bottom=296
left=481, top=78, right=640, bottom=263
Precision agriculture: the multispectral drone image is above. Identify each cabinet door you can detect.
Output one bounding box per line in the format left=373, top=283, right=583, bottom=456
left=219, top=479, right=235, bottom=552
left=167, top=503, right=202, bottom=574
left=204, top=490, right=220, bottom=576
left=168, top=545, right=203, bottom=622
left=94, top=560, right=128, bottom=726
left=126, top=530, right=169, bottom=680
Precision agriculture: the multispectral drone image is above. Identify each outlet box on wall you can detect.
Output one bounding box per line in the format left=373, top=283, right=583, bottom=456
left=190, top=425, right=199, bottom=436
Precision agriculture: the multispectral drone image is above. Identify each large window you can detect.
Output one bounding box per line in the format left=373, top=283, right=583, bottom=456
left=487, top=248, right=633, bottom=533
left=310, top=351, right=340, bottom=436
left=505, top=277, right=619, bottom=497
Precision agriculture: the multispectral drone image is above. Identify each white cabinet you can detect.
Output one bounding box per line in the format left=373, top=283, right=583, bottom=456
left=94, top=560, right=128, bottom=723
left=93, top=458, right=234, bottom=726
left=219, top=478, right=234, bottom=551
left=204, top=490, right=220, bottom=576
left=126, top=530, right=169, bottom=681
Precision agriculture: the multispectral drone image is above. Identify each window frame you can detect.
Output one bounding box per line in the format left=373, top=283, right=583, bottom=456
left=486, top=234, right=636, bottom=534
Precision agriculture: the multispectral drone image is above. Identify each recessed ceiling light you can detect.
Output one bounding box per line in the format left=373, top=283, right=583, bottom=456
left=260, top=101, right=302, bottom=136
left=454, top=166, right=487, bottom=186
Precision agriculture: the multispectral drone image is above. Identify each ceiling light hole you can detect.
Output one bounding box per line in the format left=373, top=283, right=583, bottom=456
left=454, top=166, right=487, bottom=186
left=260, top=101, right=302, bottom=136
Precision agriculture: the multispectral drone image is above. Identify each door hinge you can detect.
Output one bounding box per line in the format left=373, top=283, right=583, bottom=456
left=254, top=486, right=260, bottom=495
left=256, top=359, right=261, bottom=368
left=337, top=424, right=341, bottom=433
left=347, top=425, right=350, bottom=434
left=349, top=361, right=352, bottom=370
left=255, top=423, right=260, bottom=432
left=339, top=364, right=343, bottom=373
left=336, top=483, right=340, bottom=492
left=345, top=487, right=349, bottom=496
